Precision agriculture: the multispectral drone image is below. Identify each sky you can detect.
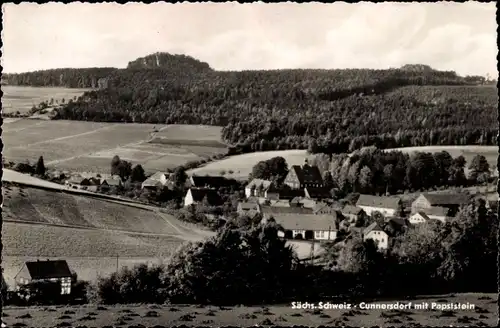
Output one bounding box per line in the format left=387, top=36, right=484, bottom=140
left=2, top=2, right=498, bottom=78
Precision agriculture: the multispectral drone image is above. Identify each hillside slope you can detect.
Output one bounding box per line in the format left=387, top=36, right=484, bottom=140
left=6, top=53, right=498, bottom=154
left=3, top=185, right=178, bottom=235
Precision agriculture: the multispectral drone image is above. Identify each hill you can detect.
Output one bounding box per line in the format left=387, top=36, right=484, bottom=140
left=2, top=185, right=180, bottom=235
left=6, top=53, right=498, bottom=154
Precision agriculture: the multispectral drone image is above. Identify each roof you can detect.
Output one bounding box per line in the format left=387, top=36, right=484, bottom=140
left=277, top=188, right=305, bottom=199
left=356, top=194, right=401, bottom=210
left=238, top=201, right=260, bottom=212
left=188, top=188, right=221, bottom=205
left=412, top=212, right=430, bottom=221
left=270, top=214, right=338, bottom=231
left=190, top=175, right=236, bottom=188
left=148, top=172, right=169, bottom=181
left=25, top=260, right=72, bottom=280
left=246, top=179, right=272, bottom=190
left=313, top=202, right=333, bottom=214
left=290, top=164, right=323, bottom=185
left=420, top=192, right=470, bottom=206
left=363, top=222, right=385, bottom=235
left=142, top=179, right=162, bottom=188
left=103, top=176, right=122, bottom=186
left=342, top=205, right=363, bottom=215
left=305, top=187, right=331, bottom=199
left=66, top=176, right=89, bottom=184
left=419, top=206, right=449, bottom=217
left=269, top=200, right=291, bottom=207
left=261, top=206, right=314, bottom=215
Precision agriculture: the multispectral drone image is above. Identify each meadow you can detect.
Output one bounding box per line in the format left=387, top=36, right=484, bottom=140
left=190, top=146, right=498, bottom=180
left=2, top=118, right=227, bottom=174
left=2, top=185, right=181, bottom=235
left=2, top=293, right=496, bottom=327
left=2, top=222, right=183, bottom=287
left=2, top=85, right=90, bottom=114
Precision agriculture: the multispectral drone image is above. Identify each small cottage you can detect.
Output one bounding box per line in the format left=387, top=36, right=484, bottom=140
left=362, top=223, right=389, bottom=250
left=141, top=172, right=169, bottom=190
left=356, top=194, right=402, bottom=217
left=245, top=179, right=272, bottom=198
left=14, top=260, right=73, bottom=295
left=341, top=205, right=365, bottom=223
left=237, top=201, right=262, bottom=217
left=184, top=188, right=222, bottom=207
left=265, top=213, right=338, bottom=241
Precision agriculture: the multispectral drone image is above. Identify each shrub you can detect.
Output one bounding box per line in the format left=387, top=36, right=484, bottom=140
left=94, top=264, right=166, bottom=304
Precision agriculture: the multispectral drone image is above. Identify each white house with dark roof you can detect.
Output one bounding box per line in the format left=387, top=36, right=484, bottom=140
left=237, top=201, right=262, bottom=217
left=356, top=194, right=402, bottom=217
left=411, top=192, right=469, bottom=217
left=245, top=179, right=272, bottom=198
left=14, top=260, right=73, bottom=295
left=362, top=222, right=389, bottom=250
left=409, top=212, right=431, bottom=225
left=417, top=206, right=449, bottom=223
left=184, top=188, right=222, bottom=207
left=264, top=213, right=338, bottom=241
left=141, top=172, right=169, bottom=190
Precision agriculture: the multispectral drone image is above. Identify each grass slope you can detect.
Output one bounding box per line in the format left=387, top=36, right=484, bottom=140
left=2, top=293, right=496, bottom=327
left=2, top=117, right=226, bottom=174
left=2, top=85, right=90, bottom=114
left=3, top=185, right=182, bottom=235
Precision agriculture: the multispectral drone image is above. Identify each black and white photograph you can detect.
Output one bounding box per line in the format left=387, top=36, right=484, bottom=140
left=0, top=2, right=498, bottom=327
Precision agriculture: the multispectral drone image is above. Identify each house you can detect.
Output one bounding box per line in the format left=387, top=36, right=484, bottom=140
left=141, top=172, right=169, bottom=190
left=237, top=201, right=262, bottom=217
left=189, top=175, right=237, bottom=189
left=284, top=160, right=324, bottom=190
left=411, top=192, right=470, bottom=216
left=276, top=188, right=305, bottom=200
left=101, top=175, right=122, bottom=188
left=245, top=179, right=272, bottom=198
left=86, top=177, right=101, bottom=192
left=356, top=194, right=402, bottom=217
left=184, top=188, right=222, bottom=207
left=409, top=212, right=431, bottom=225
left=265, top=213, right=338, bottom=241
left=65, top=176, right=90, bottom=190
left=14, top=260, right=72, bottom=295
left=362, top=223, right=389, bottom=250
left=304, top=187, right=331, bottom=200
left=417, top=206, right=449, bottom=223
left=385, top=217, right=409, bottom=236
left=341, top=205, right=365, bottom=223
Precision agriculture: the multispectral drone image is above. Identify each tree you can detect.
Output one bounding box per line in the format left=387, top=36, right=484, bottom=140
left=111, top=155, right=121, bottom=176
left=35, top=156, right=46, bottom=176
left=130, top=164, right=146, bottom=182
left=171, top=167, right=188, bottom=188
left=358, top=165, right=373, bottom=192
left=116, top=160, right=132, bottom=181
left=161, top=222, right=297, bottom=305
left=468, top=154, right=490, bottom=184
left=323, top=171, right=334, bottom=189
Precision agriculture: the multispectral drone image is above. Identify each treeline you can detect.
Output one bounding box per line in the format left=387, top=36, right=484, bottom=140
left=309, top=147, right=492, bottom=196
left=87, top=199, right=496, bottom=306
left=3, top=68, right=117, bottom=88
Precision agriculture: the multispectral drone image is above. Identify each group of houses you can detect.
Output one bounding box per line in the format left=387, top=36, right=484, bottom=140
left=238, top=159, right=495, bottom=251
left=64, top=174, right=122, bottom=191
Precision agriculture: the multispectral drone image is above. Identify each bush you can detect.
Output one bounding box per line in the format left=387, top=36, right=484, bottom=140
left=93, top=264, right=166, bottom=304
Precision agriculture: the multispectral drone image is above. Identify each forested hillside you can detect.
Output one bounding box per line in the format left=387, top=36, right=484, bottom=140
left=3, top=68, right=118, bottom=88
left=6, top=53, right=498, bottom=153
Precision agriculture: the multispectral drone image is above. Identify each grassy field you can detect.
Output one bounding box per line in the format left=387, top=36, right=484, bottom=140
left=2, top=119, right=227, bottom=174
left=2, top=185, right=180, bottom=235
left=2, top=293, right=496, bottom=327
left=1, top=85, right=90, bottom=114
left=2, top=222, right=183, bottom=287
left=189, top=150, right=310, bottom=180
left=190, top=146, right=498, bottom=180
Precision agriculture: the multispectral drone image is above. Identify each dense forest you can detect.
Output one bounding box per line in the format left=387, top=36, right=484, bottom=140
left=4, top=53, right=498, bottom=154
